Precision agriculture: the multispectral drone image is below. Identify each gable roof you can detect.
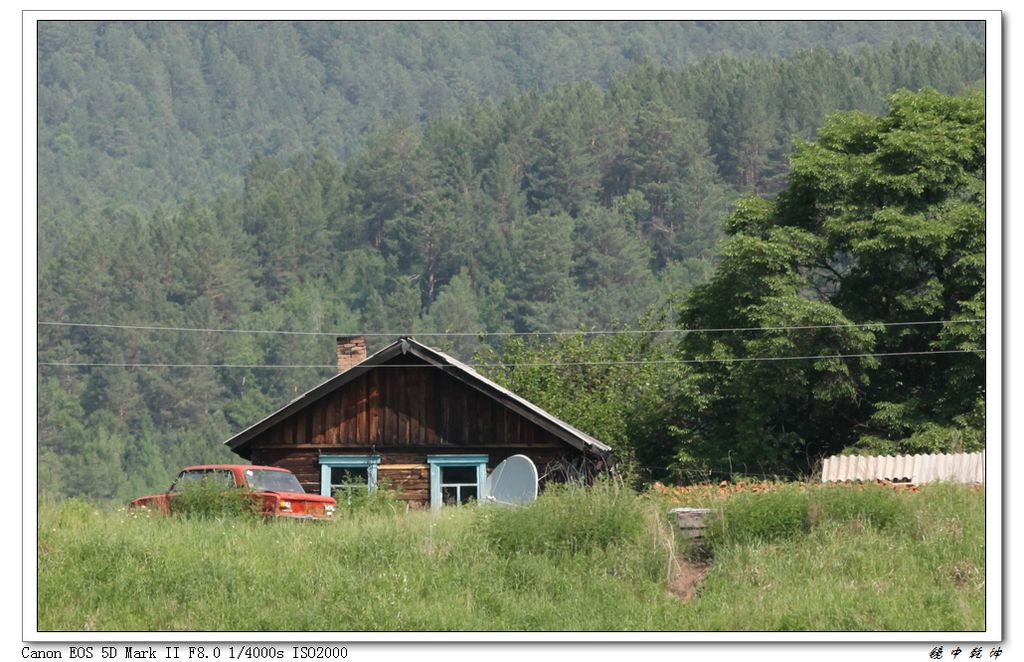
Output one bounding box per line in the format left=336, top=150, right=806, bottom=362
left=224, top=337, right=612, bottom=457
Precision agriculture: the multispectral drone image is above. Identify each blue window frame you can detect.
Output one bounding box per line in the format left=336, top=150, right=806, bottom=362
left=319, top=454, right=380, bottom=498
left=427, top=454, right=488, bottom=510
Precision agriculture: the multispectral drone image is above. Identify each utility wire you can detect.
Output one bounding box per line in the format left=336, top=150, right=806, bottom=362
left=38, top=362, right=341, bottom=369
left=37, top=348, right=985, bottom=370
left=36, top=318, right=984, bottom=338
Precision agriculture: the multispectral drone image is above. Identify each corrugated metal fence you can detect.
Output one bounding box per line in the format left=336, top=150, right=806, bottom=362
left=821, top=451, right=984, bottom=485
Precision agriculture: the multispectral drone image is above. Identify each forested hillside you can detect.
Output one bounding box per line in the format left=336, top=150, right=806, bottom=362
left=37, top=22, right=986, bottom=499
left=38, top=21, right=982, bottom=242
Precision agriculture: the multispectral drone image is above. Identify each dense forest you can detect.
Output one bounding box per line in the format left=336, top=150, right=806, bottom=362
left=38, top=21, right=983, bottom=249
left=37, top=21, right=986, bottom=498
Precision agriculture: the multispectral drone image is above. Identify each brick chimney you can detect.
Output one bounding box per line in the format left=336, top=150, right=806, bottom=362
left=336, top=336, right=367, bottom=372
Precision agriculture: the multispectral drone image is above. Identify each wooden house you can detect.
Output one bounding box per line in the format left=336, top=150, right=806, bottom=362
left=224, top=336, right=612, bottom=509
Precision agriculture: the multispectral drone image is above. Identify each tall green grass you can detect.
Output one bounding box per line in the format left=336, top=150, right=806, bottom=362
left=690, top=484, right=984, bottom=630
left=701, top=483, right=909, bottom=553
left=37, top=483, right=984, bottom=631
left=482, top=481, right=646, bottom=556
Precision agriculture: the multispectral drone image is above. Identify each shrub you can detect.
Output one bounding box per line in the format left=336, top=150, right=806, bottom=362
left=703, top=483, right=910, bottom=556
left=703, top=486, right=810, bottom=553
left=807, top=483, right=906, bottom=531
left=333, top=478, right=405, bottom=517
left=169, top=479, right=257, bottom=520
left=483, top=479, right=645, bottom=557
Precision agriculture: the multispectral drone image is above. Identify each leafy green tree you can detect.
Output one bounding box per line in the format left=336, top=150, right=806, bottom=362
left=792, top=89, right=987, bottom=454
left=670, top=89, right=985, bottom=478
left=480, top=315, right=680, bottom=480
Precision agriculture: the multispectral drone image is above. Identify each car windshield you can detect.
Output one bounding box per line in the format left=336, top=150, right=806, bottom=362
left=243, top=469, right=305, bottom=493
left=169, top=469, right=235, bottom=492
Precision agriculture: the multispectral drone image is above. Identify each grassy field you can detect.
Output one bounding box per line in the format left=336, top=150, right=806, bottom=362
left=37, top=481, right=985, bottom=631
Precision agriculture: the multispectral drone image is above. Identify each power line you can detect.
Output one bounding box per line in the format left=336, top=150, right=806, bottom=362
left=38, top=321, right=350, bottom=337
left=38, top=362, right=339, bottom=369
left=36, top=348, right=985, bottom=370
left=36, top=318, right=985, bottom=338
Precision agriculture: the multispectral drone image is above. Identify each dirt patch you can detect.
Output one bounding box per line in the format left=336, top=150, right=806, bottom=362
left=668, top=556, right=709, bottom=602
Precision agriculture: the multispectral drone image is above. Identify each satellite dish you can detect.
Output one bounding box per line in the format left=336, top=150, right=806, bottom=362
left=484, top=454, right=538, bottom=506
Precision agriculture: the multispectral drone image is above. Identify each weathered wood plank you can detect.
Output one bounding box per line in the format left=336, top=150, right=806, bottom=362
left=440, top=379, right=451, bottom=444
left=311, top=402, right=322, bottom=445
left=407, top=370, right=418, bottom=444
left=326, top=391, right=339, bottom=445
left=419, top=370, right=430, bottom=444
left=395, top=369, right=408, bottom=446
left=460, top=387, right=472, bottom=444
left=355, top=373, right=366, bottom=444
left=340, top=378, right=353, bottom=443
left=369, top=369, right=381, bottom=446
left=318, top=401, right=329, bottom=445
left=408, top=369, right=420, bottom=444
left=421, top=369, right=435, bottom=445
left=304, top=406, right=314, bottom=444
left=383, top=363, right=397, bottom=445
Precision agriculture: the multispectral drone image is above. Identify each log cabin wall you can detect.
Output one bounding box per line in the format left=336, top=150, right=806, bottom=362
left=245, top=354, right=582, bottom=504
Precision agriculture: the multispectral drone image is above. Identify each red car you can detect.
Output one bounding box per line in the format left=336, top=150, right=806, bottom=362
left=129, top=464, right=336, bottom=520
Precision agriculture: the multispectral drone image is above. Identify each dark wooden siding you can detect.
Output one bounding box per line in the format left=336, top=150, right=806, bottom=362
left=246, top=356, right=582, bottom=504
left=249, top=357, right=569, bottom=449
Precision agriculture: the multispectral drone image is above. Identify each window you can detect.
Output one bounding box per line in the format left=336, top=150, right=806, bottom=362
left=330, top=467, right=369, bottom=502
left=427, top=455, right=488, bottom=510
left=440, top=465, right=478, bottom=505
left=170, top=469, right=235, bottom=492
left=243, top=469, right=305, bottom=493
left=318, top=455, right=380, bottom=498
